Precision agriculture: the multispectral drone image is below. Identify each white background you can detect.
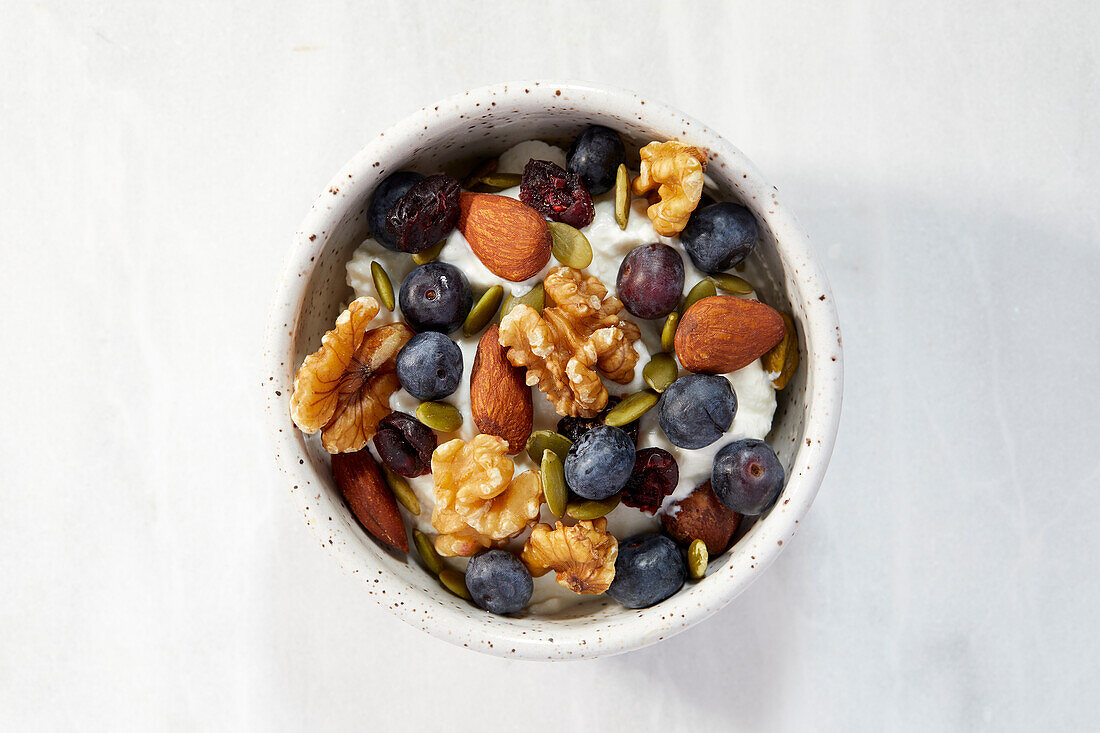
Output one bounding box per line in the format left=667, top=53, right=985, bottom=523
left=2, top=2, right=1097, bottom=731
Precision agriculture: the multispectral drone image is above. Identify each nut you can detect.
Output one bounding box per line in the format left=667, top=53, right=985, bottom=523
left=498, top=267, right=641, bottom=417
left=762, top=311, right=800, bottom=390
left=521, top=519, right=618, bottom=594
left=661, top=480, right=741, bottom=555
left=457, top=192, right=552, bottom=281
left=470, top=324, right=533, bottom=453
left=675, top=295, right=785, bottom=374
left=331, top=449, right=408, bottom=552
left=290, top=297, right=414, bottom=453
left=430, top=435, right=543, bottom=556
left=631, top=141, right=707, bottom=236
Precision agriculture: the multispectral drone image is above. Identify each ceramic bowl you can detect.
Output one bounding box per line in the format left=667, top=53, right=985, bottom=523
left=263, top=81, right=843, bottom=660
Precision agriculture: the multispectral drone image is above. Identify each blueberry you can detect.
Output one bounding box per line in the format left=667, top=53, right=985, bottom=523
left=607, top=534, right=686, bottom=609
left=368, top=171, right=423, bottom=251
left=564, top=424, right=635, bottom=500
left=680, top=202, right=758, bottom=273
left=395, top=332, right=463, bottom=401
left=711, top=439, right=785, bottom=515
left=398, top=262, right=472, bottom=333
left=566, top=125, right=626, bottom=195
left=657, top=374, right=736, bottom=449
left=465, top=549, right=533, bottom=614
left=616, top=243, right=685, bottom=319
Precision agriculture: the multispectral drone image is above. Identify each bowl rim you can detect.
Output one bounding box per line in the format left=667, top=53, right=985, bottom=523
left=263, top=81, right=844, bottom=660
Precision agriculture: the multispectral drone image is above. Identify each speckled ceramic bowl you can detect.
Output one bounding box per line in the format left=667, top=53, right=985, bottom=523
left=263, top=82, right=843, bottom=660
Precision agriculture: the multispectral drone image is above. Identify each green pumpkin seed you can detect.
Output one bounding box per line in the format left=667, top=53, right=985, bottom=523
left=681, top=280, right=717, bottom=315
left=411, top=241, right=445, bottom=265
left=462, top=157, right=498, bottom=189
left=541, top=449, right=568, bottom=519
left=566, top=494, right=621, bottom=521
left=688, top=538, right=708, bottom=579
left=548, top=222, right=593, bottom=269
left=439, top=567, right=472, bottom=600
left=370, top=261, right=395, bottom=312
left=710, top=272, right=754, bottom=295
left=463, top=285, right=505, bottom=336
left=413, top=529, right=444, bottom=575
left=604, top=390, right=658, bottom=427
left=477, top=172, right=522, bottom=190
left=525, top=430, right=572, bottom=464
left=416, top=401, right=463, bottom=433
left=661, top=312, right=679, bottom=352
left=381, top=463, right=419, bottom=516
left=498, top=282, right=544, bottom=321
left=615, top=164, right=630, bottom=230
left=643, top=353, right=678, bottom=393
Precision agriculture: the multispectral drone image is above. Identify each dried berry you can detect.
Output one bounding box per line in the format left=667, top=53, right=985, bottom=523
left=519, top=159, right=595, bottom=229
left=385, top=174, right=462, bottom=253
left=557, top=395, right=640, bottom=445
left=620, top=448, right=678, bottom=514
left=372, top=411, right=437, bottom=477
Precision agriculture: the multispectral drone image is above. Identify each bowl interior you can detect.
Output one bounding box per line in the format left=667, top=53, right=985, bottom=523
left=270, top=83, right=840, bottom=658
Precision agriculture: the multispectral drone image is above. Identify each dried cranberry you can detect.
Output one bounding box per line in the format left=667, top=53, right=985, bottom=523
left=372, top=411, right=437, bottom=477
left=557, top=396, right=640, bottom=446
left=385, top=174, right=461, bottom=253
left=620, top=448, right=679, bottom=514
left=519, top=160, right=595, bottom=229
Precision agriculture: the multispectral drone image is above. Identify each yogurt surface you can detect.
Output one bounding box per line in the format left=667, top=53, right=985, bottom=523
left=344, top=141, right=776, bottom=612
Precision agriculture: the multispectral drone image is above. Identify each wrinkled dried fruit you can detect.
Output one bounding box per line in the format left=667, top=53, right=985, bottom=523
left=631, top=141, right=707, bottom=236
left=566, top=494, right=621, bottom=521
left=380, top=462, right=419, bottom=515
left=548, top=221, right=593, bottom=269
left=373, top=411, right=437, bottom=477
left=290, top=297, right=413, bottom=453
left=620, top=447, right=679, bottom=514
left=331, top=449, right=408, bottom=552
left=519, top=159, right=595, bottom=229
left=462, top=285, right=505, bottom=337
left=661, top=480, right=742, bottom=554
left=371, top=261, right=395, bottom=311
left=557, top=395, right=640, bottom=446
left=413, top=529, right=445, bottom=575
left=762, top=311, right=800, bottom=390
left=688, top=539, right=708, bottom=580
left=521, top=519, right=618, bottom=594
left=385, top=174, right=462, bottom=253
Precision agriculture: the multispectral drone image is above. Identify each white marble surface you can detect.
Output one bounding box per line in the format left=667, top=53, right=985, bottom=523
left=1, top=2, right=1097, bottom=730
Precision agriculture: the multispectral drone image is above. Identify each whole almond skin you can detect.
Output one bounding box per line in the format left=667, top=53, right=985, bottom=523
left=457, top=192, right=551, bottom=282
left=471, top=324, right=533, bottom=453
left=662, top=481, right=741, bottom=554
left=331, top=449, right=408, bottom=552
left=675, top=295, right=786, bottom=373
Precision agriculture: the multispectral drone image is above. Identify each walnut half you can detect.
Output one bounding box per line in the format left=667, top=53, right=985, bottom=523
left=498, top=267, right=641, bottom=418
left=521, top=519, right=618, bottom=594
left=290, top=297, right=413, bottom=453
left=430, top=435, right=543, bottom=557
left=631, top=141, right=708, bottom=236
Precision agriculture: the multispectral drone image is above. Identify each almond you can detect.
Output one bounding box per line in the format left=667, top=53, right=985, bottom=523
left=457, top=192, right=551, bottom=282
left=331, top=449, right=408, bottom=552
left=674, top=295, right=785, bottom=374
left=470, top=324, right=533, bottom=453
left=661, top=481, right=741, bottom=554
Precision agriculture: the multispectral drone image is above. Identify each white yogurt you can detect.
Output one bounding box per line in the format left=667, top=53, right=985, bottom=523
left=345, top=142, right=776, bottom=610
